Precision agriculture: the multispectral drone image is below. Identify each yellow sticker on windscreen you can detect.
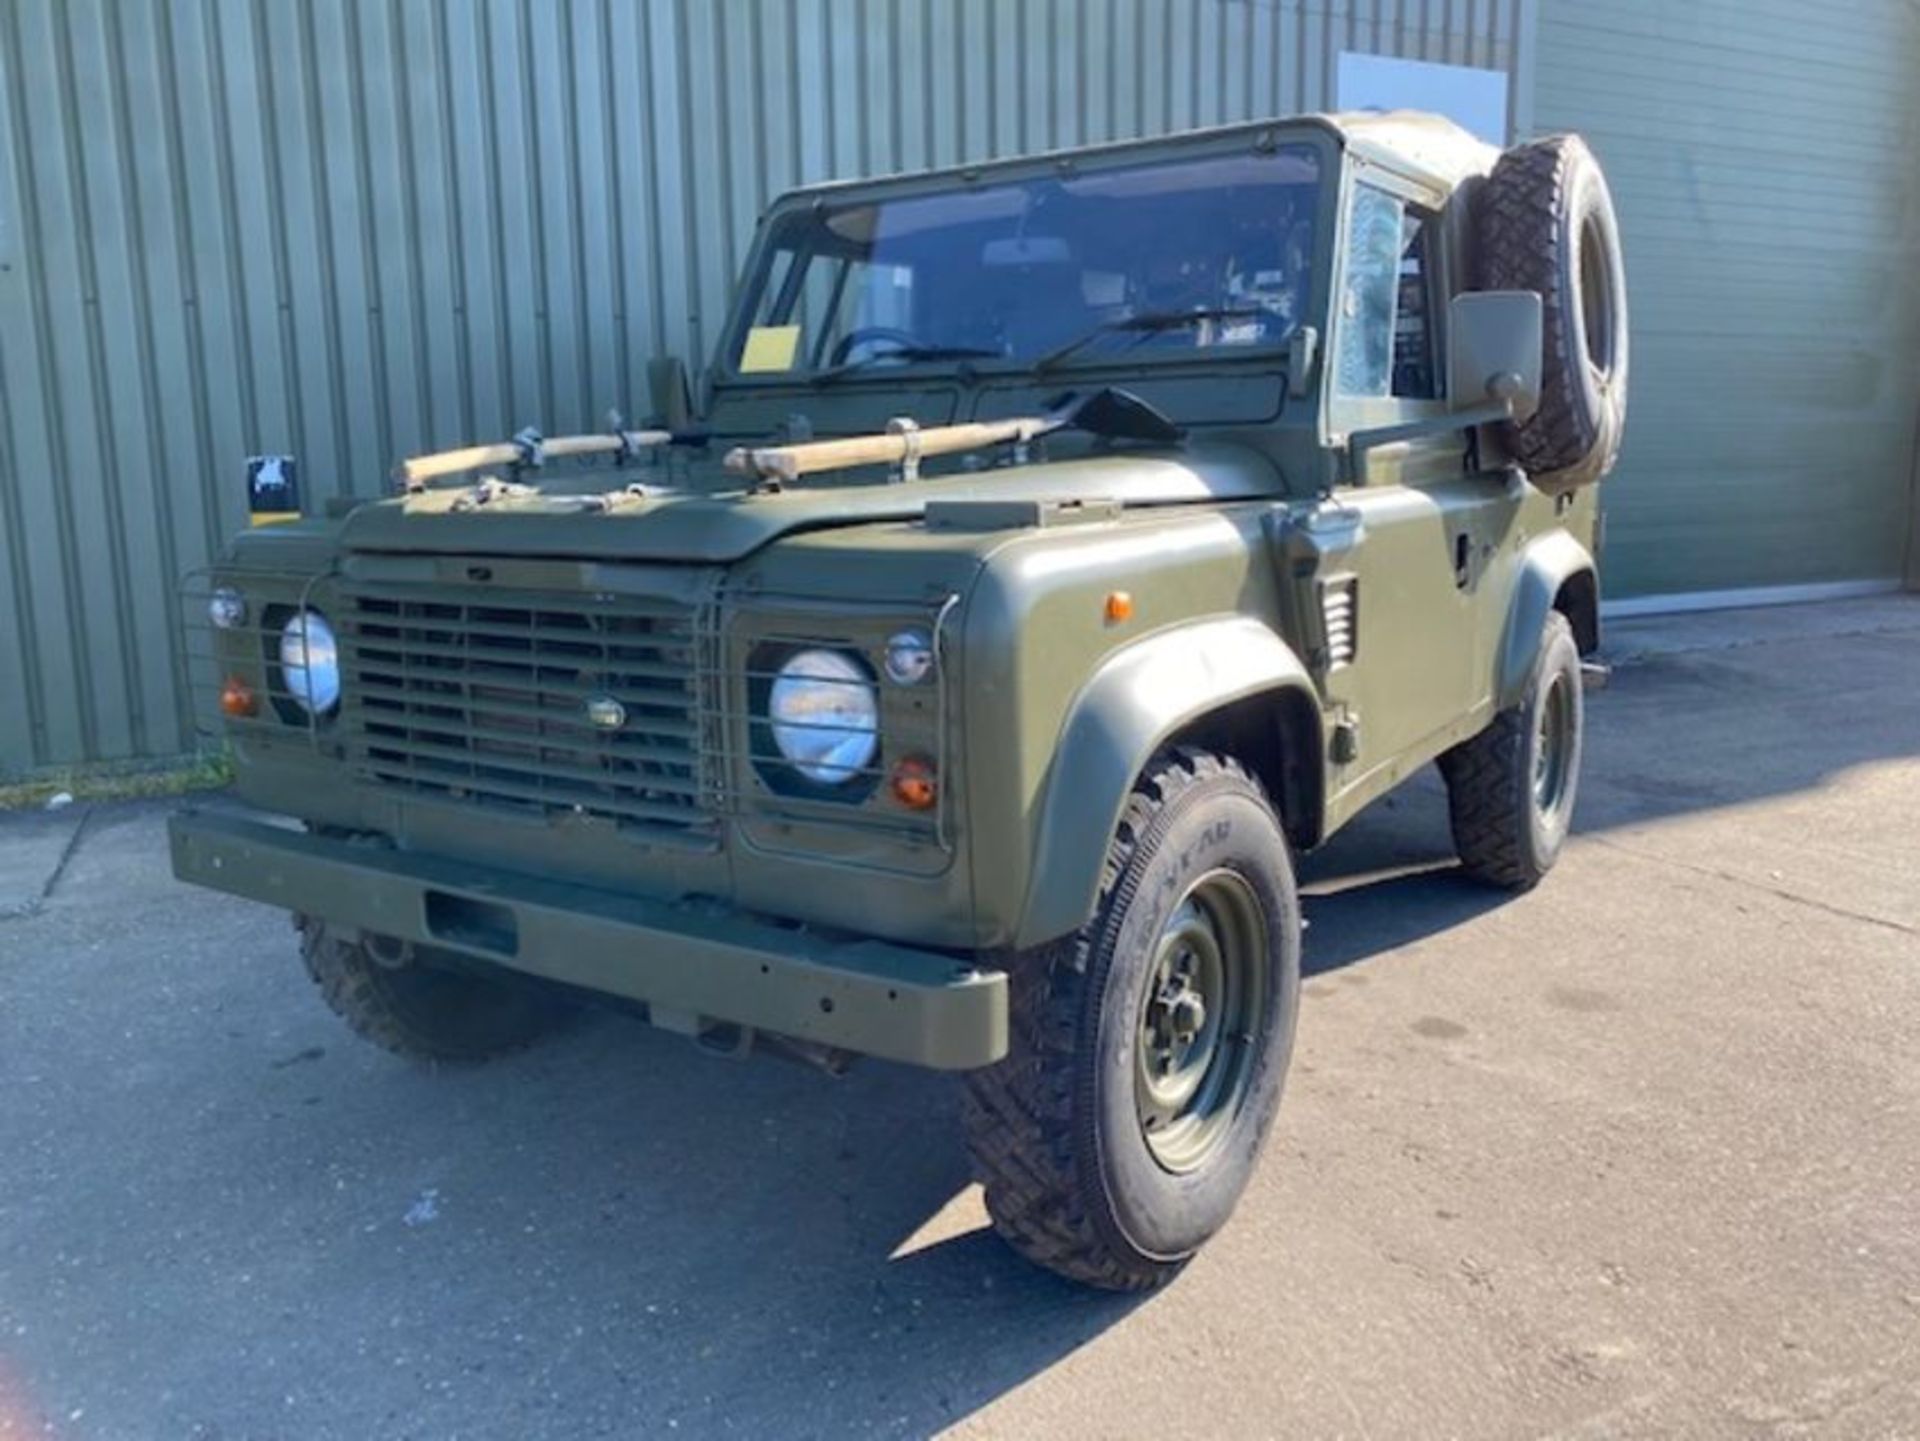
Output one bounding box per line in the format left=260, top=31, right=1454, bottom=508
left=739, top=324, right=801, bottom=373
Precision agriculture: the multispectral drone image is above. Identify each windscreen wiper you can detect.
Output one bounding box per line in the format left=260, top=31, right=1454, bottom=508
left=812, top=344, right=1003, bottom=385
left=1032, top=306, right=1268, bottom=375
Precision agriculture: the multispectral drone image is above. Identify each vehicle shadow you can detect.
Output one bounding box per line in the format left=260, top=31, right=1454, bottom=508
left=343, top=785, right=1492, bottom=1435
left=183, top=781, right=1473, bottom=1437
left=197, top=1011, right=1152, bottom=1437
left=1291, top=770, right=1501, bottom=977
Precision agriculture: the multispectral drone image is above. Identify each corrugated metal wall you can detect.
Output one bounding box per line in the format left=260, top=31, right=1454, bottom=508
left=0, top=0, right=1534, bottom=774
left=1534, top=0, right=1920, bottom=598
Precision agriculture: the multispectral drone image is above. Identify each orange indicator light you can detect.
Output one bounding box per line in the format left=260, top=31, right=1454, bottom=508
left=1104, top=590, right=1135, bottom=624
left=220, top=675, right=258, bottom=718
left=891, top=755, right=938, bottom=811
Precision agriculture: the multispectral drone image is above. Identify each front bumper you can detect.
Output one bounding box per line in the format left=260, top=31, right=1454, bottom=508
left=169, top=810, right=1007, bottom=1070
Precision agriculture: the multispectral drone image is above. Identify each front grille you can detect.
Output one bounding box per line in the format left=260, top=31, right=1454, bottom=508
left=338, top=582, right=715, bottom=848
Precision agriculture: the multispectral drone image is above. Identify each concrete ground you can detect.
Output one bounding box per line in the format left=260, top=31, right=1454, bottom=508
left=0, top=597, right=1916, bottom=1440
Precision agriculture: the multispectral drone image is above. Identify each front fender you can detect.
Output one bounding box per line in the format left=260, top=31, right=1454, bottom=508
left=1496, top=529, right=1597, bottom=707
left=1013, top=615, right=1319, bottom=949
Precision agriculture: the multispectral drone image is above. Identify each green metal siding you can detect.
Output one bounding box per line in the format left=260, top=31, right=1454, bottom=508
left=0, top=0, right=1533, bottom=774
left=1533, top=0, right=1920, bottom=599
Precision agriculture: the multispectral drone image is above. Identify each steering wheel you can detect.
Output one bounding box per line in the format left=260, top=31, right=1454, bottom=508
left=828, top=326, right=919, bottom=367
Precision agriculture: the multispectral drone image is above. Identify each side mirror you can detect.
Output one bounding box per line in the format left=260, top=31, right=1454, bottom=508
left=648, top=356, right=695, bottom=431
left=1448, top=291, right=1543, bottom=423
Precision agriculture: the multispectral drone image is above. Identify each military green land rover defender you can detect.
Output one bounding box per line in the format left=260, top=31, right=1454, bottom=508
left=173, top=112, right=1626, bottom=1289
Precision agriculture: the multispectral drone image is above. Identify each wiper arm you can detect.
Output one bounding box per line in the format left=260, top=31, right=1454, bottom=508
left=812, top=344, right=1003, bottom=385
left=1032, top=306, right=1268, bottom=375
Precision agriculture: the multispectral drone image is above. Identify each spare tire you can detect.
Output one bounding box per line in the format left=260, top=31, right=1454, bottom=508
left=1475, top=134, right=1628, bottom=492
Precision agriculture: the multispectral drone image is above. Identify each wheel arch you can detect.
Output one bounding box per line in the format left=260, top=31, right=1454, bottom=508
left=1497, top=529, right=1598, bottom=708
left=1554, top=564, right=1600, bottom=656
left=1013, top=616, right=1324, bottom=949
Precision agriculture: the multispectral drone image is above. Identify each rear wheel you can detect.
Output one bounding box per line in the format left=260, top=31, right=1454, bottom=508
left=963, top=750, right=1302, bottom=1290
left=1440, top=612, right=1584, bottom=889
left=298, top=918, right=564, bottom=1062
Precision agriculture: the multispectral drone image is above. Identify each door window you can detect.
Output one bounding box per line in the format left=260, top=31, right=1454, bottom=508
left=1391, top=219, right=1438, bottom=399
left=1336, top=185, right=1439, bottom=400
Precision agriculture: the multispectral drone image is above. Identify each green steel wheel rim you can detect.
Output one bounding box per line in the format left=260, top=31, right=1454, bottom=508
left=1533, top=670, right=1575, bottom=816
left=1134, top=868, right=1270, bottom=1174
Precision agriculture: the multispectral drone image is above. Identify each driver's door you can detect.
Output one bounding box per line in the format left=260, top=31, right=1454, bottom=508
left=1318, top=171, right=1490, bottom=797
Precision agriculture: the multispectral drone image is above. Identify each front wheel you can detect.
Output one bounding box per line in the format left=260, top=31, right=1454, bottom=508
left=963, top=750, right=1302, bottom=1290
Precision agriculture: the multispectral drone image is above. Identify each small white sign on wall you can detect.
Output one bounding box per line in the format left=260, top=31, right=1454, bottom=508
left=1336, top=52, right=1510, bottom=145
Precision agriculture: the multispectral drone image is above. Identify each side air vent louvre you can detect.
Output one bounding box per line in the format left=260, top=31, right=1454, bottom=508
left=1320, top=576, right=1358, bottom=668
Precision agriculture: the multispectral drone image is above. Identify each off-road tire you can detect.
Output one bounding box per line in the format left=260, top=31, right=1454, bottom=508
left=298, top=918, right=562, bottom=1062
left=962, top=750, right=1302, bottom=1290
left=1440, top=612, right=1584, bottom=889
left=1476, top=134, right=1628, bottom=492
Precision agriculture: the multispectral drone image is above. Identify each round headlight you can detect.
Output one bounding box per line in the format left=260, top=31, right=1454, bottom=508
left=884, top=628, right=935, bottom=686
left=768, top=649, right=878, bottom=785
left=279, top=610, right=341, bottom=715
left=208, top=586, right=248, bottom=630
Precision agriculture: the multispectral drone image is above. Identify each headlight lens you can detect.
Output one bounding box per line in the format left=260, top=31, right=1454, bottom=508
left=278, top=610, right=341, bottom=715
left=768, top=649, right=878, bottom=784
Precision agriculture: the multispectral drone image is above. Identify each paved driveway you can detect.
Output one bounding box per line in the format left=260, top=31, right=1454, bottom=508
left=1, top=599, right=1916, bottom=1439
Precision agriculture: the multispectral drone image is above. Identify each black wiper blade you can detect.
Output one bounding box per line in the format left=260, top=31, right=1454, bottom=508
left=1032, top=306, right=1267, bottom=375
left=812, top=344, right=1003, bottom=385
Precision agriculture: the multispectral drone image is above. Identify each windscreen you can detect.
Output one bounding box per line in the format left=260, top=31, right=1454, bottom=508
left=729, top=145, right=1323, bottom=379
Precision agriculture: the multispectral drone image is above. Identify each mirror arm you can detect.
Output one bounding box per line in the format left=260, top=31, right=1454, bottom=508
left=1346, top=399, right=1511, bottom=479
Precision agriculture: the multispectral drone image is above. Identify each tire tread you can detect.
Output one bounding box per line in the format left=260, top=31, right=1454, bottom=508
left=961, top=749, right=1259, bottom=1291
left=1440, top=613, right=1576, bottom=889
left=298, top=919, right=552, bottom=1063
left=1476, top=134, right=1618, bottom=487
